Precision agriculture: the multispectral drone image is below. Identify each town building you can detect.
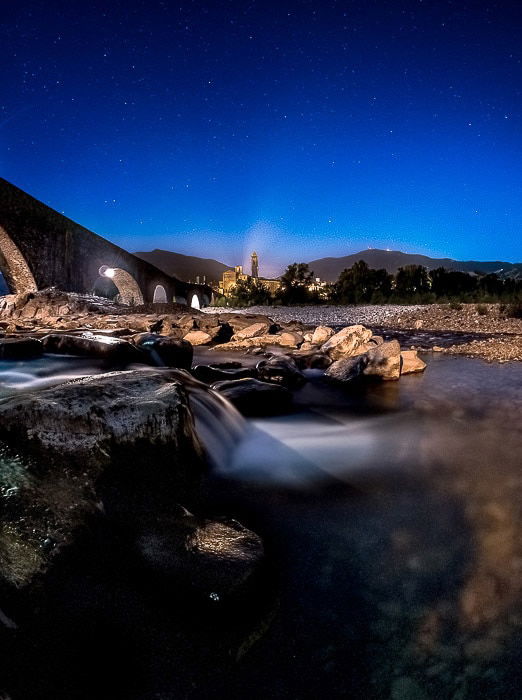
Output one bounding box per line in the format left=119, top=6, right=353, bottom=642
left=218, top=253, right=281, bottom=297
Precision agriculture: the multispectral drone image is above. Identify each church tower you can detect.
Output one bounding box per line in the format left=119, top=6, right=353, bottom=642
left=251, top=251, right=259, bottom=278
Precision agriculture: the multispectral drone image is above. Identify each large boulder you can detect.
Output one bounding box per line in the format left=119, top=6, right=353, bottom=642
left=211, top=377, right=292, bottom=416
left=400, top=350, right=427, bottom=375
left=41, top=333, right=142, bottom=364
left=325, top=340, right=403, bottom=382
left=363, top=340, right=402, bottom=381
left=0, top=369, right=202, bottom=474
left=321, top=325, right=373, bottom=360
left=256, top=355, right=306, bottom=389
left=0, top=337, right=43, bottom=360
left=0, top=369, right=204, bottom=589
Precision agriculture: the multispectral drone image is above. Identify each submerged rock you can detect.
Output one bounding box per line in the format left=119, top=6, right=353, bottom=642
left=256, top=354, right=307, bottom=389
left=211, top=377, right=292, bottom=416
left=0, top=337, right=43, bottom=360
left=136, top=508, right=264, bottom=599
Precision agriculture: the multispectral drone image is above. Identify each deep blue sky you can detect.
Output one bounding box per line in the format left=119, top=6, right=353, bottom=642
left=1, top=0, right=521, bottom=276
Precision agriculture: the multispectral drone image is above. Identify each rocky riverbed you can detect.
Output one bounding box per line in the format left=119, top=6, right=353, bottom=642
left=0, top=289, right=520, bottom=698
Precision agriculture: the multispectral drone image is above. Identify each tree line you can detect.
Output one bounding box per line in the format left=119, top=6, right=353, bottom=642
left=221, top=260, right=522, bottom=307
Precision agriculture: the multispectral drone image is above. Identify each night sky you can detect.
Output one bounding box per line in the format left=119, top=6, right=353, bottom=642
left=1, top=0, right=521, bottom=276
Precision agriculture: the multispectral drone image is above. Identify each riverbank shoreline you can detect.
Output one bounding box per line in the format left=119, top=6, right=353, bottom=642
left=203, top=303, right=522, bottom=362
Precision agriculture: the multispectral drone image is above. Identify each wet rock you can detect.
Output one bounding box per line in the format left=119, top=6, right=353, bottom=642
left=291, top=349, right=333, bottom=370
left=41, top=333, right=142, bottom=364
left=0, top=369, right=203, bottom=588
left=400, top=350, right=427, bottom=375
left=211, top=377, right=292, bottom=416
left=0, top=337, right=43, bottom=360
left=192, top=364, right=256, bottom=384
left=324, top=353, right=368, bottom=382
left=311, top=325, right=335, bottom=345
left=133, top=333, right=193, bottom=369
left=231, top=322, right=271, bottom=341
left=183, top=330, right=213, bottom=346
left=256, top=354, right=306, bottom=389
left=0, top=368, right=202, bottom=474
left=363, top=340, right=402, bottom=381
left=321, top=325, right=373, bottom=360
left=135, top=509, right=264, bottom=599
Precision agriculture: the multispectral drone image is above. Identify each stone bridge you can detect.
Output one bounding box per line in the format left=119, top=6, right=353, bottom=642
left=0, top=178, right=212, bottom=309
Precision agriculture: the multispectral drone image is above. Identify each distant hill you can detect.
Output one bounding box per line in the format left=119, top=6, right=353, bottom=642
left=307, top=249, right=522, bottom=282
left=133, top=249, right=231, bottom=284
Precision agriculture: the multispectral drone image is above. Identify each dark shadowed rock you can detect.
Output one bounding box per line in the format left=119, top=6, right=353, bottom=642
left=325, top=354, right=369, bottom=382
left=0, top=337, right=43, bottom=360
left=41, top=332, right=142, bottom=364
left=255, top=354, right=307, bottom=389
left=290, top=349, right=333, bottom=370
left=211, top=377, right=292, bottom=416
left=133, top=333, right=193, bottom=368
left=363, top=340, right=402, bottom=380
left=192, top=364, right=256, bottom=384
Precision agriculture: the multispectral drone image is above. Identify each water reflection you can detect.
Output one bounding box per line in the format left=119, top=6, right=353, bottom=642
left=212, top=355, right=522, bottom=698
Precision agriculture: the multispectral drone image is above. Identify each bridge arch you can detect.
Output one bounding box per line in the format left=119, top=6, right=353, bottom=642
left=153, top=284, right=167, bottom=303
left=190, top=292, right=201, bottom=310
left=0, top=225, right=38, bottom=294
left=99, top=266, right=144, bottom=306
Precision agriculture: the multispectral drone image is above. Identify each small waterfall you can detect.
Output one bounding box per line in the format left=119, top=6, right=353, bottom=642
left=165, top=369, right=247, bottom=470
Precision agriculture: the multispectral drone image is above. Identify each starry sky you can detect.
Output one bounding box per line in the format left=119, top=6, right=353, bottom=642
left=1, top=0, right=521, bottom=277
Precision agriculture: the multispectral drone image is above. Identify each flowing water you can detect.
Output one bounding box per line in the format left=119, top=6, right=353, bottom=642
left=0, top=352, right=521, bottom=698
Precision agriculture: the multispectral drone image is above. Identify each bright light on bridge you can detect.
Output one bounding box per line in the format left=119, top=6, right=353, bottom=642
left=104, top=267, right=116, bottom=278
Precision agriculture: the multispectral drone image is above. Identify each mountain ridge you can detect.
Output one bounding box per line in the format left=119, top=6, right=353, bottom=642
left=307, top=249, right=522, bottom=282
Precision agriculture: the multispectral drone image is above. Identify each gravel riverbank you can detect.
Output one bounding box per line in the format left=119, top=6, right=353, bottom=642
left=204, top=304, right=522, bottom=362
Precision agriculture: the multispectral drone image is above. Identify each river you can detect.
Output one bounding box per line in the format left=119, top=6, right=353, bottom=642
left=0, top=349, right=521, bottom=699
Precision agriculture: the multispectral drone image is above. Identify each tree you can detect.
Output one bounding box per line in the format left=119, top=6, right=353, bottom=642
left=394, top=265, right=430, bottom=298
left=229, top=277, right=273, bottom=306
left=332, top=261, right=392, bottom=304
left=276, top=263, right=314, bottom=304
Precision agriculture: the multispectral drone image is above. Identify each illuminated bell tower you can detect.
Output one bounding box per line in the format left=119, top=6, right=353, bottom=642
left=251, top=251, right=259, bottom=278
